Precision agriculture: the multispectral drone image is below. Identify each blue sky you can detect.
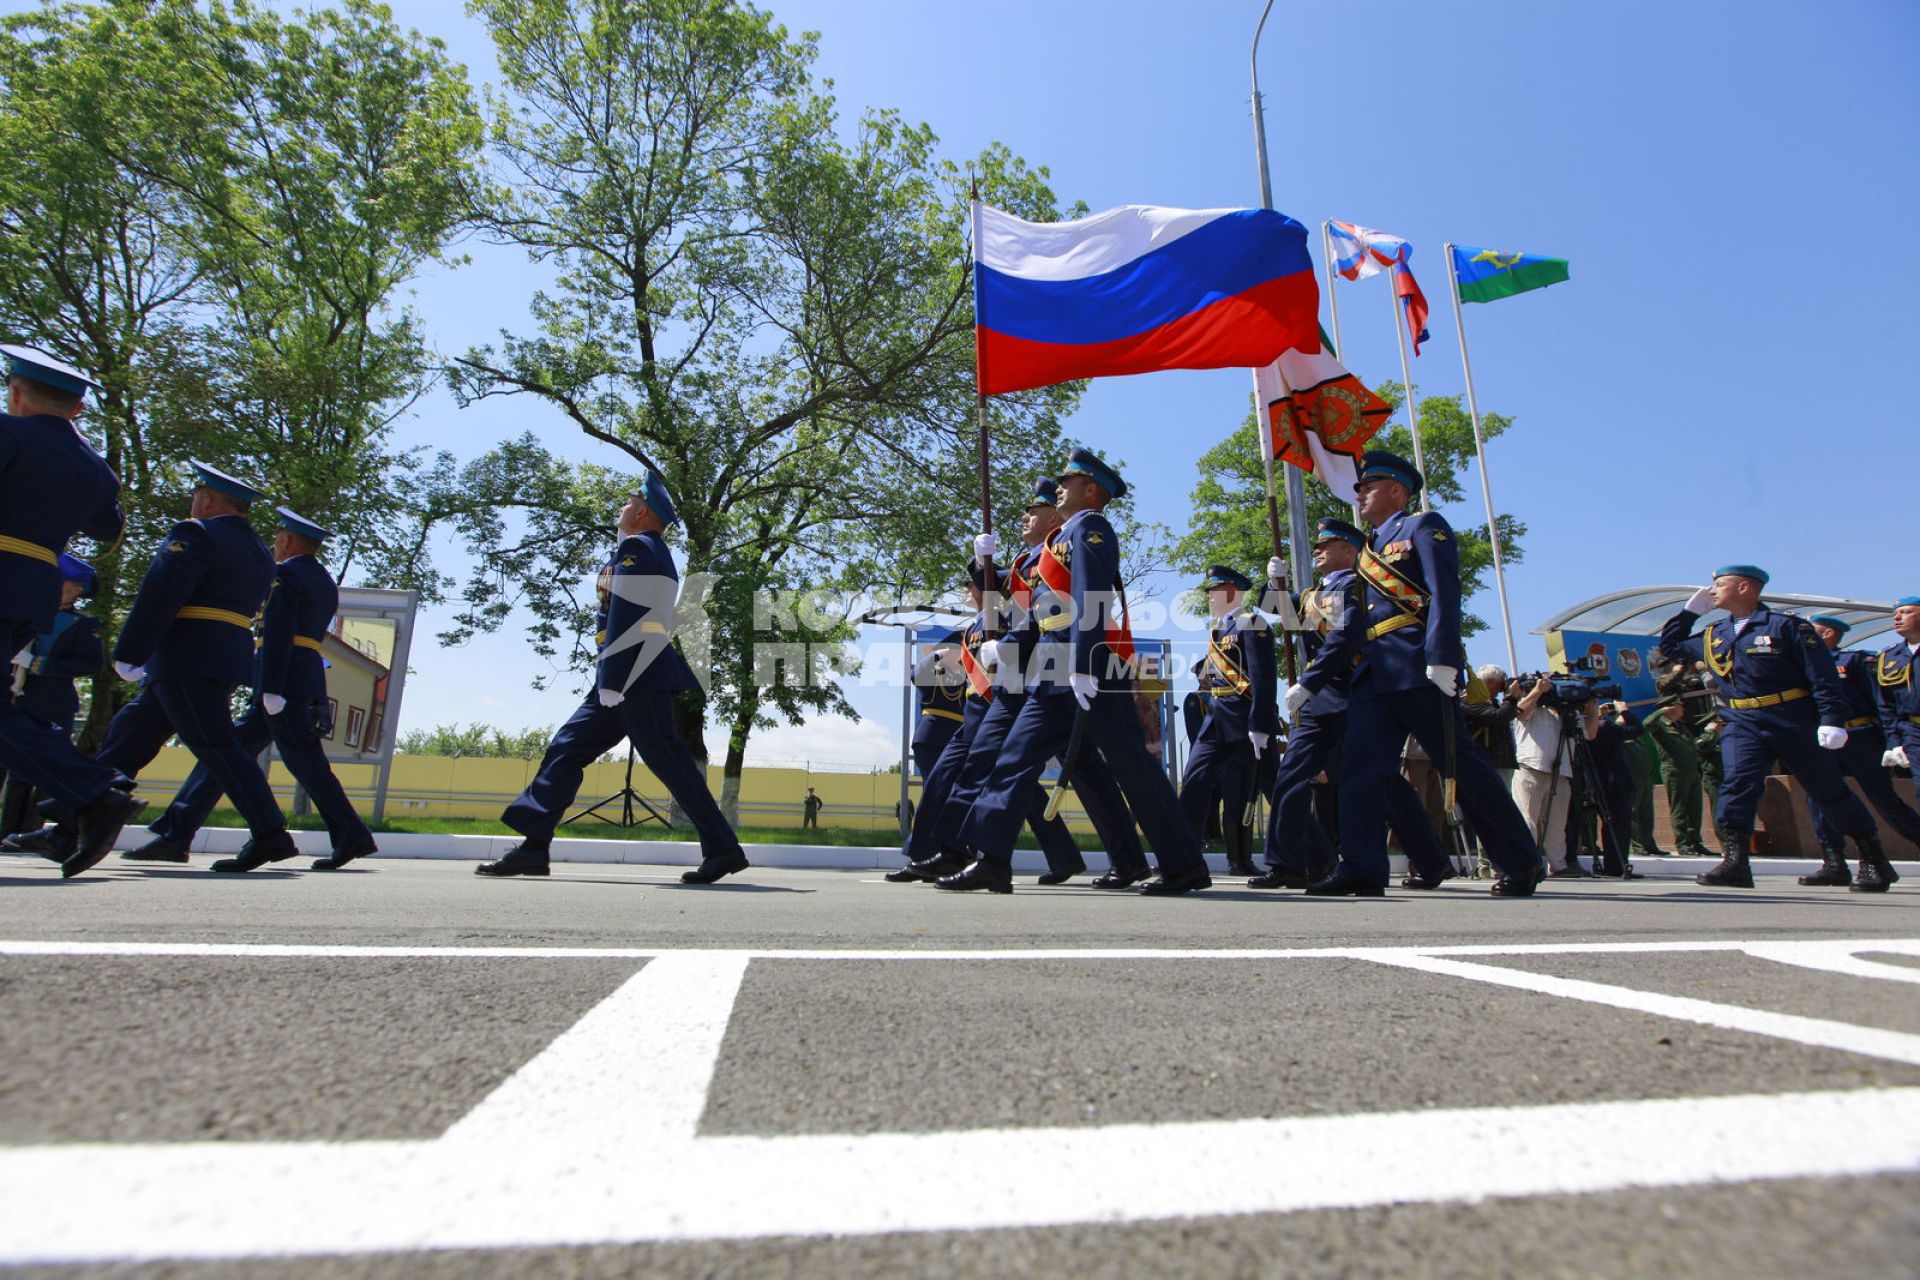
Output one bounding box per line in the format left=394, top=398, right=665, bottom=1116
left=59, top=0, right=1920, bottom=766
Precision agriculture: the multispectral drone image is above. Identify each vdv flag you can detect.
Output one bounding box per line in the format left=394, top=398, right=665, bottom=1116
left=1329, top=220, right=1432, bottom=356
left=974, top=203, right=1321, bottom=396
left=1255, top=348, right=1392, bottom=502
left=1450, top=245, right=1570, bottom=303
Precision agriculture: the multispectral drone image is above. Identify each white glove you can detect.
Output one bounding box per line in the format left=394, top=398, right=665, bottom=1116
left=1683, top=585, right=1715, bottom=615
left=972, top=532, right=998, bottom=567
left=1069, top=671, right=1097, bottom=710
left=1284, top=683, right=1311, bottom=715
left=1892, top=746, right=1911, bottom=769
left=1883, top=748, right=1904, bottom=768
left=977, top=639, right=1004, bottom=672
left=1816, top=725, right=1848, bottom=751
left=1426, top=663, right=1458, bottom=696
left=261, top=693, right=287, bottom=716
left=1249, top=731, right=1268, bottom=758
left=596, top=687, right=624, bottom=708
left=113, top=660, right=145, bottom=683
left=1266, top=556, right=1287, bottom=585
left=10, top=646, right=30, bottom=669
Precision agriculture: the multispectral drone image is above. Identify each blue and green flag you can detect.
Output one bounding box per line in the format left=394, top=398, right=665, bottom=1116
left=1450, top=245, right=1570, bottom=304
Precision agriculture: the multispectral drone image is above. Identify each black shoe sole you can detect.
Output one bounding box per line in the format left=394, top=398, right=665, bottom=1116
left=476, top=864, right=549, bottom=877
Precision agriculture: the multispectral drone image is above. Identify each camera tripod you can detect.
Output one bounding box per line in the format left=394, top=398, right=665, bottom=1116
left=1539, top=706, right=1630, bottom=877
left=564, top=746, right=669, bottom=829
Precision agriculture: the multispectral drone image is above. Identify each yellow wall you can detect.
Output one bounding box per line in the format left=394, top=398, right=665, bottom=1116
left=126, top=746, right=1105, bottom=834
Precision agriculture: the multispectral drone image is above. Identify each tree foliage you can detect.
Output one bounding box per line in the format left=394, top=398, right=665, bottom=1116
left=1165, top=385, right=1527, bottom=637
left=436, top=0, right=1081, bottom=813
left=396, top=722, right=560, bottom=761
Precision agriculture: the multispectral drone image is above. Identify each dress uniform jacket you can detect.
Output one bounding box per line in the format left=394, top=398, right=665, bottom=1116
left=0, top=412, right=123, bottom=635
left=1194, top=610, right=1277, bottom=743
left=257, top=554, right=335, bottom=700
left=1875, top=642, right=1920, bottom=757
left=1301, top=509, right=1463, bottom=697
left=19, top=609, right=104, bottom=729
left=598, top=531, right=697, bottom=695
left=114, top=516, right=274, bottom=683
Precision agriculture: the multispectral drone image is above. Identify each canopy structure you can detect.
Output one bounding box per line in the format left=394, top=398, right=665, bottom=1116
left=1534, top=586, right=1901, bottom=647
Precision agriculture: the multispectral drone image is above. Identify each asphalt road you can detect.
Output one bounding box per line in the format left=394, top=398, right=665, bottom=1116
left=1, top=854, right=1917, bottom=1278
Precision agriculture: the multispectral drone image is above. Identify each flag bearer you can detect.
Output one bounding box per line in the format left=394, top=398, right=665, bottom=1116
left=1178, top=565, right=1275, bottom=877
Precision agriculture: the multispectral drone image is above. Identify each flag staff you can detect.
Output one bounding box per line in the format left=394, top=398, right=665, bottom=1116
left=969, top=189, right=998, bottom=636
left=1251, top=0, right=1310, bottom=594
left=1321, top=221, right=1344, bottom=360
left=1388, top=264, right=1431, bottom=513
left=1444, top=240, right=1520, bottom=673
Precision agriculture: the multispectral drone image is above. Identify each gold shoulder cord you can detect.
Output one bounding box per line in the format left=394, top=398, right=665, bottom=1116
left=1880, top=651, right=1912, bottom=688
left=1704, top=627, right=1734, bottom=680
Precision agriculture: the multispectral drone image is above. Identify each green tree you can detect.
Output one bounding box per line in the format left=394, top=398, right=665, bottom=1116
left=397, top=723, right=557, bottom=760
left=1166, top=384, right=1526, bottom=637
left=437, top=0, right=1079, bottom=819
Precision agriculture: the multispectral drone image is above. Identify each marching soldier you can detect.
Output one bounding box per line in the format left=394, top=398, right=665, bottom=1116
left=1178, top=566, right=1275, bottom=877
left=1252, top=517, right=1456, bottom=890
left=1658, top=567, right=1895, bottom=891
left=1871, top=596, right=1919, bottom=853
left=1, top=675, right=178, bottom=861
left=1, top=554, right=105, bottom=833
left=1284, top=451, right=1545, bottom=896
left=0, top=344, right=144, bottom=875
left=69, top=460, right=292, bottom=878
left=940, top=447, right=1209, bottom=894
left=124, top=509, right=379, bottom=871
left=482, top=473, right=747, bottom=884
left=909, top=625, right=968, bottom=778
left=1795, top=613, right=1920, bottom=884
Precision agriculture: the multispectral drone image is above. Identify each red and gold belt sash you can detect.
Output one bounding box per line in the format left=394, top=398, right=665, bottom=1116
left=1356, top=545, right=1428, bottom=621
left=1032, top=531, right=1135, bottom=663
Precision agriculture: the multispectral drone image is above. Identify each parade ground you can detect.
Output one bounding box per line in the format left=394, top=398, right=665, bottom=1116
left=2, top=855, right=1917, bottom=1279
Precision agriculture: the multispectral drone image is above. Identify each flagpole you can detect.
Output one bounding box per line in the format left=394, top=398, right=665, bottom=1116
left=1321, top=221, right=1344, bottom=359
left=970, top=190, right=998, bottom=637
left=1251, top=0, right=1310, bottom=596
left=1388, top=267, right=1431, bottom=513
left=1444, top=241, right=1520, bottom=674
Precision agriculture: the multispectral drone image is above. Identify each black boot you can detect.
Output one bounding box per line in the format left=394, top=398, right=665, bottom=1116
left=935, top=859, right=1012, bottom=893
left=1798, top=841, right=1852, bottom=887
left=62, top=788, right=146, bottom=879
left=1851, top=834, right=1898, bottom=894
left=1696, top=832, right=1755, bottom=888
left=1248, top=865, right=1313, bottom=889
left=681, top=849, right=750, bottom=884
left=121, top=835, right=190, bottom=864
left=476, top=841, right=550, bottom=877
left=311, top=836, right=379, bottom=871
left=4, top=823, right=77, bottom=862
left=209, top=829, right=299, bottom=873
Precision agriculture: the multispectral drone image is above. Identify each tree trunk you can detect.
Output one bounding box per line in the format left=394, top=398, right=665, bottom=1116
left=719, top=695, right=756, bottom=826
left=669, top=686, right=708, bottom=829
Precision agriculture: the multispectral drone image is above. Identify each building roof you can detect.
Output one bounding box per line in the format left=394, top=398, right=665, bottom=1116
left=1535, top=586, right=1900, bottom=646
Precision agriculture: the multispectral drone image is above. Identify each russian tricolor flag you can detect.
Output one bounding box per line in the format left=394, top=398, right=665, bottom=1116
left=974, top=203, right=1321, bottom=397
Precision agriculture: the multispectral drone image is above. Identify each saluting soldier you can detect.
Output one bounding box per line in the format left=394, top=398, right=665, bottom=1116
left=1794, top=613, right=1920, bottom=885
left=940, top=447, right=1209, bottom=894
left=1252, top=517, right=1456, bottom=890
left=1178, top=566, right=1275, bottom=877
left=1658, top=567, right=1895, bottom=891
left=1870, top=597, right=1920, bottom=855
left=0, top=345, right=144, bottom=874
left=485, top=473, right=748, bottom=884
left=124, top=509, right=378, bottom=872
left=1285, top=451, right=1545, bottom=896
left=67, top=460, right=291, bottom=878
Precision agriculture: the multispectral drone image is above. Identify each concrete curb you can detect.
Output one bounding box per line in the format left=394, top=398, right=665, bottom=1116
left=164, top=827, right=1916, bottom=880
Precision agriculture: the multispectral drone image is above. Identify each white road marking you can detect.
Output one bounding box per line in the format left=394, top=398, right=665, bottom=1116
left=2, top=937, right=1918, bottom=1264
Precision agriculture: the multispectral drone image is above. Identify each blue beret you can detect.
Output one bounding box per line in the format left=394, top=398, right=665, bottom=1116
left=1713, top=563, right=1769, bottom=587
left=1, top=343, right=101, bottom=397
left=1026, top=477, right=1060, bottom=510
left=1198, top=564, right=1252, bottom=593
left=1356, top=449, right=1423, bottom=496
left=275, top=506, right=331, bottom=543
left=188, top=458, right=265, bottom=505
left=1313, top=517, right=1366, bottom=549
left=1057, top=446, right=1127, bottom=500
left=1807, top=614, right=1850, bottom=636
left=56, top=552, right=95, bottom=595
left=1898, top=596, right=1920, bottom=608
left=642, top=468, right=679, bottom=527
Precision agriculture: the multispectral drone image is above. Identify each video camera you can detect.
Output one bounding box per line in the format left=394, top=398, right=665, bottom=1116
left=1514, top=656, right=1622, bottom=711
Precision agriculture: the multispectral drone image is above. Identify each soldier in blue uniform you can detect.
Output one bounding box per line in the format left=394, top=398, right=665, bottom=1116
left=910, top=625, right=968, bottom=778
left=124, top=509, right=379, bottom=872
left=1, top=554, right=105, bottom=834
left=483, top=473, right=747, bottom=884
left=1658, top=566, right=1895, bottom=891
left=0, top=344, right=144, bottom=873
left=1251, top=517, right=1456, bottom=890
left=1795, top=613, right=1920, bottom=886
left=1, top=676, right=177, bottom=861
left=940, top=448, right=1210, bottom=894
left=1178, top=566, right=1275, bottom=876
left=68, top=461, right=292, bottom=878
left=1875, top=597, right=1920, bottom=821
left=1286, top=451, right=1544, bottom=896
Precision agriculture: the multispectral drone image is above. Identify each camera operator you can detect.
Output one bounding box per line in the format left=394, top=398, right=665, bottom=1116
left=1510, top=673, right=1600, bottom=876
left=1582, top=699, right=1643, bottom=877
left=1468, top=666, right=1520, bottom=781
